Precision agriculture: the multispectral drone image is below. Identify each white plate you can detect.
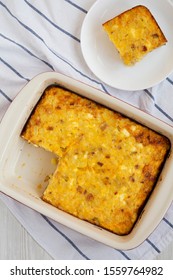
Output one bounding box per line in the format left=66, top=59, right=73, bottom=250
left=0, top=72, right=173, bottom=250
left=81, top=0, right=173, bottom=91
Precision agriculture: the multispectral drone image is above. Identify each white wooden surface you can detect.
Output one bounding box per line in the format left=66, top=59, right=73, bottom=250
left=0, top=199, right=173, bottom=260
left=0, top=199, right=52, bottom=260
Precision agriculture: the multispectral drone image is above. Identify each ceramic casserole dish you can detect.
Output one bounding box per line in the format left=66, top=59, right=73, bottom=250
left=0, top=72, right=173, bottom=250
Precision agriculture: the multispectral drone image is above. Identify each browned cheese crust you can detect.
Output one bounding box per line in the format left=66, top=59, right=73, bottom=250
left=102, top=5, right=167, bottom=65
left=21, top=86, right=170, bottom=235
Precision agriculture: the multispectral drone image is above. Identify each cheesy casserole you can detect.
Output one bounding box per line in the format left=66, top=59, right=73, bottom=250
left=21, top=86, right=170, bottom=235
left=102, top=5, right=167, bottom=65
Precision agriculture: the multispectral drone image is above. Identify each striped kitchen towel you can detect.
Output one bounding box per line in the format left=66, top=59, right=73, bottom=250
left=0, top=0, right=173, bottom=260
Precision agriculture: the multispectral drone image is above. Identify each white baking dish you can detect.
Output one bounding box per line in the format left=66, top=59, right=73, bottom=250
left=0, top=72, right=173, bottom=250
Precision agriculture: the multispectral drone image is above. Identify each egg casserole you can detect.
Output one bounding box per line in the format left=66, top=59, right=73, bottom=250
left=102, top=5, right=167, bottom=65
left=21, top=86, right=170, bottom=235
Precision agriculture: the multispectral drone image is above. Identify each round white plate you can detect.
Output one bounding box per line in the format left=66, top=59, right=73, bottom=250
left=81, top=0, right=173, bottom=91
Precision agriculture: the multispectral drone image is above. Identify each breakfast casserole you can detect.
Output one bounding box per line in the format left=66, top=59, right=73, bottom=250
left=21, top=86, right=170, bottom=235
left=102, top=5, right=167, bottom=65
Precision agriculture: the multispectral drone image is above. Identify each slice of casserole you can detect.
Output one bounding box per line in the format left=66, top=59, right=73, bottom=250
left=21, top=86, right=170, bottom=235
left=102, top=5, right=167, bottom=65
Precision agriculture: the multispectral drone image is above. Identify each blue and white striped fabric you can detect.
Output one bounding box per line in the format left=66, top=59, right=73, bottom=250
left=0, top=0, right=173, bottom=260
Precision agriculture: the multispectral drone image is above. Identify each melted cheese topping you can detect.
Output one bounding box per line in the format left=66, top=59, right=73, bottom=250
left=22, top=86, right=170, bottom=235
